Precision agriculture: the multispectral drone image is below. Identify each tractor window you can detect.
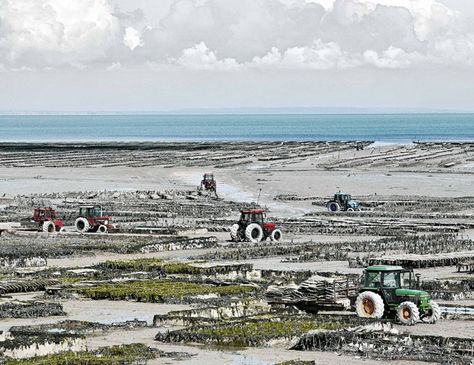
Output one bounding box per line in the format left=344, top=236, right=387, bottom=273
left=240, top=213, right=250, bottom=222
left=92, top=207, right=102, bottom=217
left=252, top=213, right=263, bottom=223
left=383, top=272, right=399, bottom=288
left=364, top=271, right=382, bottom=288
left=400, top=272, right=412, bottom=288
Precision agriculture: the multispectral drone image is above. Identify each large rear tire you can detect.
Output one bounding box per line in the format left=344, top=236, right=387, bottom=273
left=271, top=228, right=282, bottom=242
left=355, top=291, right=384, bottom=319
left=230, top=224, right=240, bottom=242
left=397, top=301, right=420, bottom=325
left=421, top=301, right=441, bottom=324
left=327, top=202, right=340, bottom=212
left=245, top=223, right=264, bottom=243
left=75, top=217, right=90, bottom=233
left=42, top=221, right=55, bottom=233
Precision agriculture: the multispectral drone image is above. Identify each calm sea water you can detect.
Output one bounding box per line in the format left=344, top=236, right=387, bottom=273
left=0, top=114, right=473, bottom=142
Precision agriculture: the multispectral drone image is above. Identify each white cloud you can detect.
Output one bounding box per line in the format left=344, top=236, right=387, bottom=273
left=252, top=41, right=358, bottom=69
left=176, top=42, right=241, bottom=70
left=0, top=0, right=120, bottom=67
left=0, top=0, right=473, bottom=71
left=123, top=27, right=144, bottom=50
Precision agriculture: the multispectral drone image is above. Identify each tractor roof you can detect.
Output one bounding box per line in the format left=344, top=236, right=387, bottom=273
left=241, top=209, right=264, bottom=214
left=79, top=205, right=101, bottom=208
left=366, top=265, right=405, bottom=272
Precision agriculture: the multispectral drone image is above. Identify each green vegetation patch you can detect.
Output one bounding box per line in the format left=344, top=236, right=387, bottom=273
left=99, top=258, right=250, bottom=276
left=4, top=343, right=158, bottom=365
left=158, top=317, right=343, bottom=347
left=80, top=279, right=254, bottom=302
left=197, top=319, right=339, bottom=340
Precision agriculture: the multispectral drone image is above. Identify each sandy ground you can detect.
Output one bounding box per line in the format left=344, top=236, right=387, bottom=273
left=0, top=142, right=473, bottom=364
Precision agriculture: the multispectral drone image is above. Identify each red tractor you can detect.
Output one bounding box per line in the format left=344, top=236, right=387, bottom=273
left=200, top=173, right=217, bottom=193
left=230, top=209, right=282, bottom=243
left=75, top=205, right=112, bottom=234
left=32, top=207, right=63, bottom=233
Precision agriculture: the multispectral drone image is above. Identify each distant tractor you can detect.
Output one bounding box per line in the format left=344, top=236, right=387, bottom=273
left=75, top=205, right=112, bottom=234
left=327, top=192, right=360, bottom=212
left=200, top=173, right=217, bottom=193
left=355, top=265, right=441, bottom=325
left=230, top=209, right=282, bottom=243
left=32, top=207, right=63, bottom=233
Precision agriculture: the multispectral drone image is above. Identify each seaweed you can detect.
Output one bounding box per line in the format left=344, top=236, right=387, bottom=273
left=3, top=343, right=158, bottom=365
left=79, top=279, right=254, bottom=302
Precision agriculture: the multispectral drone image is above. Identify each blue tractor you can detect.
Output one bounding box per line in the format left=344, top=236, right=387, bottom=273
left=327, top=192, right=360, bottom=212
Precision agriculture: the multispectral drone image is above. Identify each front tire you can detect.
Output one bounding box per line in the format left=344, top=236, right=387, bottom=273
left=75, top=217, right=90, bottom=233
left=421, top=301, right=441, bottom=324
left=347, top=208, right=355, bottom=212
left=97, top=225, right=108, bottom=234
left=327, top=202, right=340, bottom=212
left=42, top=221, right=55, bottom=233
left=397, top=301, right=420, bottom=325
left=271, top=228, right=282, bottom=242
left=355, top=291, right=384, bottom=319
left=245, top=223, right=263, bottom=243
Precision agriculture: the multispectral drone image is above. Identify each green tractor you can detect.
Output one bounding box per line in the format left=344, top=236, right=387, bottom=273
left=355, top=265, right=441, bottom=325
left=327, top=192, right=360, bottom=212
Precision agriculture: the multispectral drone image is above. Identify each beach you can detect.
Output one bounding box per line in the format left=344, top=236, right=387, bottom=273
left=0, top=140, right=473, bottom=364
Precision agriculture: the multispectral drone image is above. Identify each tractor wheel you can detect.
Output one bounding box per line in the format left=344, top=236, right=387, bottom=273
left=421, top=301, right=441, bottom=324
left=97, top=225, right=108, bottom=234
left=355, top=291, right=384, bottom=319
left=327, top=202, right=340, bottom=212
left=271, top=228, right=282, bottom=242
left=397, top=301, right=420, bottom=325
left=75, top=217, right=90, bottom=233
left=230, top=224, right=240, bottom=242
left=245, top=223, right=264, bottom=243
left=42, top=221, right=55, bottom=233
left=347, top=208, right=355, bottom=212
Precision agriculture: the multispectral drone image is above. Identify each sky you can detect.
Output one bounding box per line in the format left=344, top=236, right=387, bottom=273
left=0, top=0, right=473, bottom=113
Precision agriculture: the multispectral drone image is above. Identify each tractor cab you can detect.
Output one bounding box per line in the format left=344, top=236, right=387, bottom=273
left=239, top=209, right=265, bottom=224
left=79, top=206, right=103, bottom=218
left=327, top=192, right=359, bottom=211
left=334, top=193, right=358, bottom=209
left=33, top=207, right=56, bottom=222
left=203, top=173, right=214, bottom=182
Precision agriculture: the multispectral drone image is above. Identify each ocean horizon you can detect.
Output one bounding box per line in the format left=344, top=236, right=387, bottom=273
left=0, top=113, right=473, bottom=143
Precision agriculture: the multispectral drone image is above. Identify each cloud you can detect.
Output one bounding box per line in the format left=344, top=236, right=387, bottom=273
left=123, top=27, right=144, bottom=50
left=176, top=42, right=241, bottom=70
left=0, top=0, right=120, bottom=67
left=0, top=0, right=473, bottom=71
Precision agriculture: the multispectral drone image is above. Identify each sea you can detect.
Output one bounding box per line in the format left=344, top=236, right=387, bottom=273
left=0, top=114, right=473, bottom=142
